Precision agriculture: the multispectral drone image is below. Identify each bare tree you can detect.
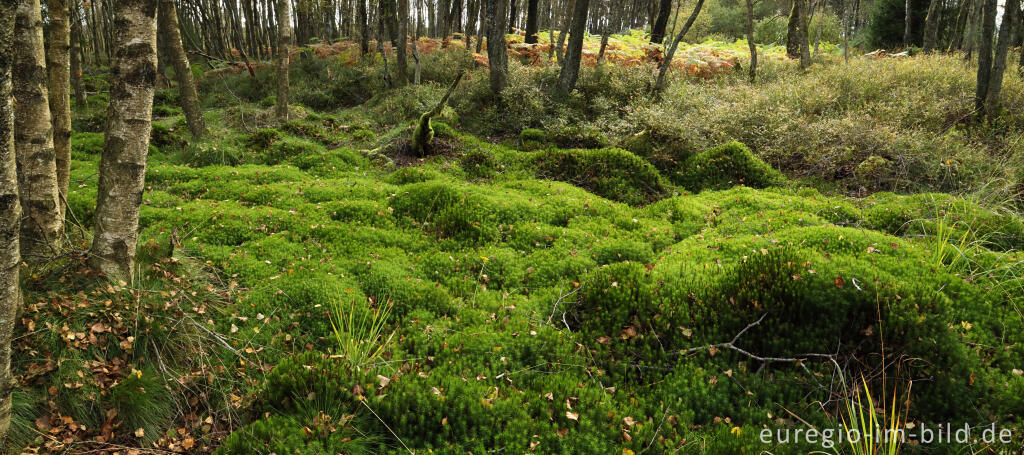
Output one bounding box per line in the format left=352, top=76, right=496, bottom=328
left=14, top=0, right=63, bottom=260
left=904, top=0, right=912, bottom=47
left=159, top=0, right=206, bottom=139
left=983, top=0, right=1018, bottom=115
left=276, top=0, right=291, bottom=122
left=745, top=0, right=757, bottom=82
left=47, top=0, right=72, bottom=216
left=557, top=0, right=590, bottom=92
left=973, top=0, right=996, bottom=116
left=524, top=0, right=540, bottom=43
left=90, top=0, right=159, bottom=279
left=654, top=0, right=706, bottom=92
left=70, top=0, right=87, bottom=105
left=0, top=0, right=23, bottom=443
left=485, top=0, right=508, bottom=93
left=650, top=0, right=672, bottom=43
left=922, top=0, right=940, bottom=52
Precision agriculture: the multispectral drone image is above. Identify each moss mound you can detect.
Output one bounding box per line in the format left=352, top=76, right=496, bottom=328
left=533, top=147, right=672, bottom=205
left=678, top=141, right=787, bottom=192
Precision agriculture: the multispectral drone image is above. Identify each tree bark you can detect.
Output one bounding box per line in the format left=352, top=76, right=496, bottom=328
left=47, top=0, right=72, bottom=218
left=70, top=0, right=87, bottom=105
left=555, top=0, right=575, bottom=62
left=787, top=0, right=801, bottom=57
left=485, top=0, right=508, bottom=93
left=922, top=0, right=940, bottom=52
left=650, top=0, right=672, bottom=43
left=90, top=0, right=158, bottom=280
left=745, top=0, right=757, bottom=82
left=275, top=0, right=291, bottom=122
left=358, top=0, right=369, bottom=55
left=159, top=0, right=205, bottom=139
left=557, top=0, right=589, bottom=92
left=904, top=0, right=912, bottom=47
left=14, top=0, right=62, bottom=260
left=524, top=0, right=539, bottom=43
left=0, top=0, right=23, bottom=444
left=983, top=0, right=1017, bottom=115
left=973, top=0, right=996, bottom=115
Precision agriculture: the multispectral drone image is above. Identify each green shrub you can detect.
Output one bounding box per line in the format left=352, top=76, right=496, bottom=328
left=533, top=147, right=672, bottom=205
left=677, top=141, right=786, bottom=192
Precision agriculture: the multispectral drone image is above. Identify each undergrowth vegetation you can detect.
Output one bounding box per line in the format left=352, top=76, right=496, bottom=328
left=11, top=39, right=1024, bottom=454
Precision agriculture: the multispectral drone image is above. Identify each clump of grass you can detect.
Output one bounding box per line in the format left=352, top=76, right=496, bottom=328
left=329, top=296, right=396, bottom=369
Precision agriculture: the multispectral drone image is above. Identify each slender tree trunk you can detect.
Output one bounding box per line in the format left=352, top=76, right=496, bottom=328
left=654, top=0, right=705, bottom=92
left=556, top=0, right=575, bottom=62
left=465, top=0, right=477, bottom=49
left=745, top=0, right=757, bottom=82
left=508, top=0, right=517, bottom=32
left=397, top=0, right=409, bottom=83
left=14, top=0, right=62, bottom=260
left=47, top=0, right=72, bottom=218
left=524, top=0, right=539, bottom=43
left=485, top=0, right=508, bottom=93
left=974, top=0, right=996, bottom=115
left=965, top=0, right=982, bottom=59
left=557, top=0, right=589, bottom=92
left=813, top=0, right=823, bottom=53
left=381, top=0, right=408, bottom=85
left=904, top=0, right=912, bottom=47
left=413, top=0, right=422, bottom=83
left=922, top=0, right=940, bottom=51
left=0, top=0, right=23, bottom=443
left=983, top=0, right=1017, bottom=115
left=358, top=0, right=369, bottom=55
left=276, top=0, right=291, bottom=121
left=70, top=1, right=87, bottom=105
left=476, top=0, right=486, bottom=53
left=159, top=0, right=205, bottom=139
left=799, top=0, right=810, bottom=66
left=786, top=0, right=803, bottom=59
left=91, top=0, right=158, bottom=280
left=650, top=0, right=671, bottom=43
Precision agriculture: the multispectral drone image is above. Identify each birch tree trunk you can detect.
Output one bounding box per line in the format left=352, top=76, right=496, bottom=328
left=275, top=0, right=292, bottom=122
left=70, top=1, right=87, bottom=105
left=14, top=0, right=63, bottom=260
left=983, top=0, right=1017, bottom=115
left=47, top=0, right=72, bottom=216
left=973, top=0, right=996, bottom=115
left=159, top=0, right=206, bottom=139
left=90, top=0, right=158, bottom=280
left=745, top=0, right=757, bottom=82
left=557, top=0, right=589, bottom=92
left=485, top=0, right=508, bottom=93
left=0, top=0, right=23, bottom=442
left=922, top=0, right=940, bottom=52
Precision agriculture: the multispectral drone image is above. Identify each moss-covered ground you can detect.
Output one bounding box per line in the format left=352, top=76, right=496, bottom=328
left=11, top=44, right=1024, bottom=454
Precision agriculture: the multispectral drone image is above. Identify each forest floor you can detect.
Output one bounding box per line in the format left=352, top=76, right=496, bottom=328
left=9, top=36, right=1024, bottom=454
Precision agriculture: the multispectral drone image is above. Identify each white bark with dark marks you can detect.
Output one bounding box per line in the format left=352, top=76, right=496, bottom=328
left=13, top=0, right=63, bottom=261
left=90, top=0, right=158, bottom=280
left=0, top=0, right=23, bottom=443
